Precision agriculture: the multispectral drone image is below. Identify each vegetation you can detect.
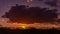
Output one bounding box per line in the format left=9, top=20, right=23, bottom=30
left=0, top=27, right=60, bottom=34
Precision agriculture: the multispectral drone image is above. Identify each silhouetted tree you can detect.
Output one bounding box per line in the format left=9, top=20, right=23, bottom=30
left=2, top=4, right=57, bottom=23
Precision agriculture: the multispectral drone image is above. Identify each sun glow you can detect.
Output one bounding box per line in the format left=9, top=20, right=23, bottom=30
left=21, top=25, right=26, bottom=29
left=20, top=24, right=28, bottom=29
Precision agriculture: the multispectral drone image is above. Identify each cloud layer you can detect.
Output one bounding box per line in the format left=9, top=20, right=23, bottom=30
left=0, top=18, right=60, bottom=30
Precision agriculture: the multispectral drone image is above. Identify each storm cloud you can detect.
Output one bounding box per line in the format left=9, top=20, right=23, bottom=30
left=2, top=4, right=57, bottom=24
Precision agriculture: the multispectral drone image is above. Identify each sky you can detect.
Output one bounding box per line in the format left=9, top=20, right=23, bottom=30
left=0, top=0, right=60, bottom=17
left=0, top=18, right=60, bottom=29
left=0, top=0, right=60, bottom=29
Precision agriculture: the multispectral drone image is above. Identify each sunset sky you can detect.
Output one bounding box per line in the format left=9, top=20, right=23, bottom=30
left=0, top=0, right=60, bottom=29
left=0, top=0, right=60, bottom=17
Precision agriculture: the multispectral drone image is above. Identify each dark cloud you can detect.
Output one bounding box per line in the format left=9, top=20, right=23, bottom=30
left=2, top=4, right=57, bottom=24
left=38, top=0, right=43, bottom=1
left=44, top=0, right=57, bottom=7
left=38, top=0, right=57, bottom=7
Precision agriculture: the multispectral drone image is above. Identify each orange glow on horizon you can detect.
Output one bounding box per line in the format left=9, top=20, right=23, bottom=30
left=0, top=18, right=60, bottom=30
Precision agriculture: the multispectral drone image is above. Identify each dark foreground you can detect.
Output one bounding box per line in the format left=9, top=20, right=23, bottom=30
left=0, top=28, right=60, bottom=34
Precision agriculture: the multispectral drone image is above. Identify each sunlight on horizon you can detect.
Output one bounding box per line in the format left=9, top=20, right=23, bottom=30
left=0, top=18, right=60, bottom=30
